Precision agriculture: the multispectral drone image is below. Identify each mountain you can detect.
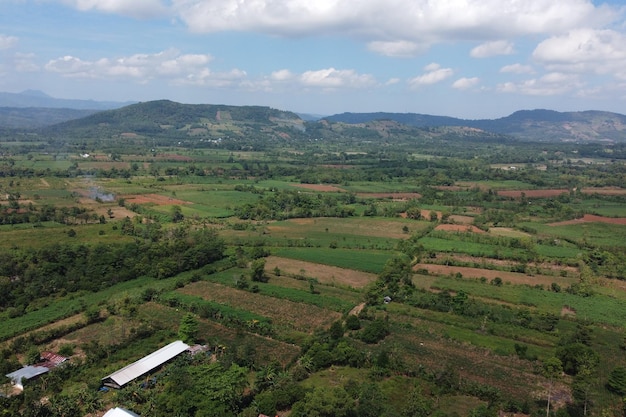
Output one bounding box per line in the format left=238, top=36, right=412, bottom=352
left=0, top=90, right=135, bottom=110
left=43, top=99, right=305, bottom=140
left=0, top=90, right=137, bottom=128
left=326, top=109, right=626, bottom=142
left=0, top=107, right=100, bottom=128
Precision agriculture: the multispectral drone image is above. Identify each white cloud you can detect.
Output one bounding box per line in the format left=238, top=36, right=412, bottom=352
left=270, top=69, right=294, bottom=81
left=453, top=77, right=480, bottom=90
left=0, top=34, right=18, bottom=50
left=45, top=49, right=215, bottom=82
left=500, top=63, right=534, bottom=74
left=299, top=68, right=376, bottom=89
left=497, top=72, right=582, bottom=96
left=367, top=40, right=426, bottom=58
left=470, top=40, right=514, bottom=58
left=408, top=63, right=453, bottom=88
left=170, top=0, right=618, bottom=52
left=60, top=0, right=169, bottom=18
left=533, top=29, right=626, bottom=79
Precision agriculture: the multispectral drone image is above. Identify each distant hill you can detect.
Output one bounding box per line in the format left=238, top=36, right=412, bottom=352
left=0, top=107, right=100, bottom=129
left=326, top=109, right=626, bottom=142
left=0, top=90, right=136, bottom=128
left=43, top=100, right=305, bottom=140
left=14, top=96, right=626, bottom=143
left=0, top=90, right=135, bottom=110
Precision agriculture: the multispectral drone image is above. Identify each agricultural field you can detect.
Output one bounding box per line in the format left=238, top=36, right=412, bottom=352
left=2, top=108, right=626, bottom=417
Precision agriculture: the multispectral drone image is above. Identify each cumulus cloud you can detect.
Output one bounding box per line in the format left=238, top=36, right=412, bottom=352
left=408, top=63, right=453, bottom=88
left=367, top=40, right=427, bottom=57
left=45, top=49, right=215, bottom=83
left=500, top=63, right=534, bottom=74
left=453, top=77, right=480, bottom=90
left=270, top=69, right=294, bottom=81
left=470, top=40, right=514, bottom=58
left=533, top=29, right=626, bottom=79
left=60, top=0, right=169, bottom=18
left=299, top=68, right=376, bottom=89
left=170, top=0, right=617, bottom=51
left=0, top=34, right=18, bottom=50
left=497, top=72, right=582, bottom=96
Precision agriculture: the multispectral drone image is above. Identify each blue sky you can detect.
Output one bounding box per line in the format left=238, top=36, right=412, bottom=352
left=1, top=0, right=626, bottom=118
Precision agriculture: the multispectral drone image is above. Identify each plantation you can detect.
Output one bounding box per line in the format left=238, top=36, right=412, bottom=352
left=2, top=102, right=626, bottom=417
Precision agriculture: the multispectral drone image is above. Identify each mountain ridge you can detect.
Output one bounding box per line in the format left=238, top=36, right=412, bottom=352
left=2, top=93, right=626, bottom=142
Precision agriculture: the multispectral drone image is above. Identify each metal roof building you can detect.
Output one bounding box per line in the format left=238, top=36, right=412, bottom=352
left=6, top=365, right=50, bottom=390
left=101, top=340, right=189, bottom=389
left=103, top=407, right=140, bottom=417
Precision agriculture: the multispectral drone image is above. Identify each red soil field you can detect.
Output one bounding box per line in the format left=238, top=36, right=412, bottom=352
left=549, top=214, right=626, bottom=226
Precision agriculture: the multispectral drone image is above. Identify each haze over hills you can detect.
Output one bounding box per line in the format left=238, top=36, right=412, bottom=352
left=2, top=91, right=626, bottom=142
left=0, top=90, right=134, bottom=110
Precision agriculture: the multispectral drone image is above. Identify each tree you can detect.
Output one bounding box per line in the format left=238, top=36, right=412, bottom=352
left=290, top=386, right=355, bottom=417
left=543, top=357, right=563, bottom=417
left=178, top=313, right=199, bottom=344
left=402, top=385, right=433, bottom=417
left=607, top=366, right=626, bottom=396
left=250, top=258, right=268, bottom=283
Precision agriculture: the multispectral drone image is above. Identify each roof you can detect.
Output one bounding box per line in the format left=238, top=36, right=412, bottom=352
left=41, top=351, right=67, bottom=365
left=102, top=340, right=189, bottom=388
left=103, top=407, right=140, bottom=417
left=6, top=365, right=49, bottom=384
left=40, top=352, right=68, bottom=368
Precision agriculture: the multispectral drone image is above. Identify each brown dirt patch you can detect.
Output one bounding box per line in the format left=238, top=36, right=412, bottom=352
left=124, top=193, right=191, bottom=206
left=356, top=192, right=422, bottom=200
left=179, top=282, right=341, bottom=333
left=581, top=187, right=626, bottom=195
left=435, top=224, right=486, bottom=233
left=290, top=183, right=347, bottom=192
left=448, top=215, right=474, bottom=224
left=414, top=263, right=569, bottom=287
left=264, top=256, right=378, bottom=289
left=549, top=214, right=626, bottom=226
left=497, top=189, right=570, bottom=198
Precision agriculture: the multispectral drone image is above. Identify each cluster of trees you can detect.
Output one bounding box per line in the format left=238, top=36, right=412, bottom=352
left=0, top=227, right=225, bottom=313
left=234, top=190, right=356, bottom=220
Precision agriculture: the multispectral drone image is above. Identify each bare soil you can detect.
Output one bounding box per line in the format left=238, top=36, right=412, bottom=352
left=549, top=214, right=626, bottom=226
left=179, top=282, right=341, bottom=333
left=264, top=256, right=378, bottom=289
left=413, top=263, right=571, bottom=287
left=435, top=224, right=486, bottom=233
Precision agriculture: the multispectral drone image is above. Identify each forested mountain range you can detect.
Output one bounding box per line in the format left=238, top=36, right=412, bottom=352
left=325, top=109, right=626, bottom=142
left=2, top=93, right=626, bottom=143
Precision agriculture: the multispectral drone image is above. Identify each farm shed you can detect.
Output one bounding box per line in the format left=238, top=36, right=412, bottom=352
left=6, top=365, right=49, bottom=390
left=103, top=407, right=140, bottom=417
left=101, top=340, right=190, bottom=389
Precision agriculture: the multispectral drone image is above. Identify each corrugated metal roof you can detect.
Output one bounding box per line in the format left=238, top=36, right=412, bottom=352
left=103, top=407, right=140, bottom=417
left=6, top=365, right=49, bottom=383
left=102, top=340, right=189, bottom=388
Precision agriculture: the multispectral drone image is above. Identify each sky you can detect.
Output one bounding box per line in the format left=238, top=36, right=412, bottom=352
left=2, top=0, right=626, bottom=118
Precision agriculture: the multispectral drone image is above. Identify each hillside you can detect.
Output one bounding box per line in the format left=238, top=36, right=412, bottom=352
left=43, top=100, right=305, bottom=141
left=0, top=107, right=99, bottom=128
left=0, top=90, right=133, bottom=110
left=326, top=109, right=626, bottom=142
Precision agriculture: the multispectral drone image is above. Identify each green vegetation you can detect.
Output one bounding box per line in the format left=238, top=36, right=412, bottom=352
left=2, top=102, right=626, bottom=417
